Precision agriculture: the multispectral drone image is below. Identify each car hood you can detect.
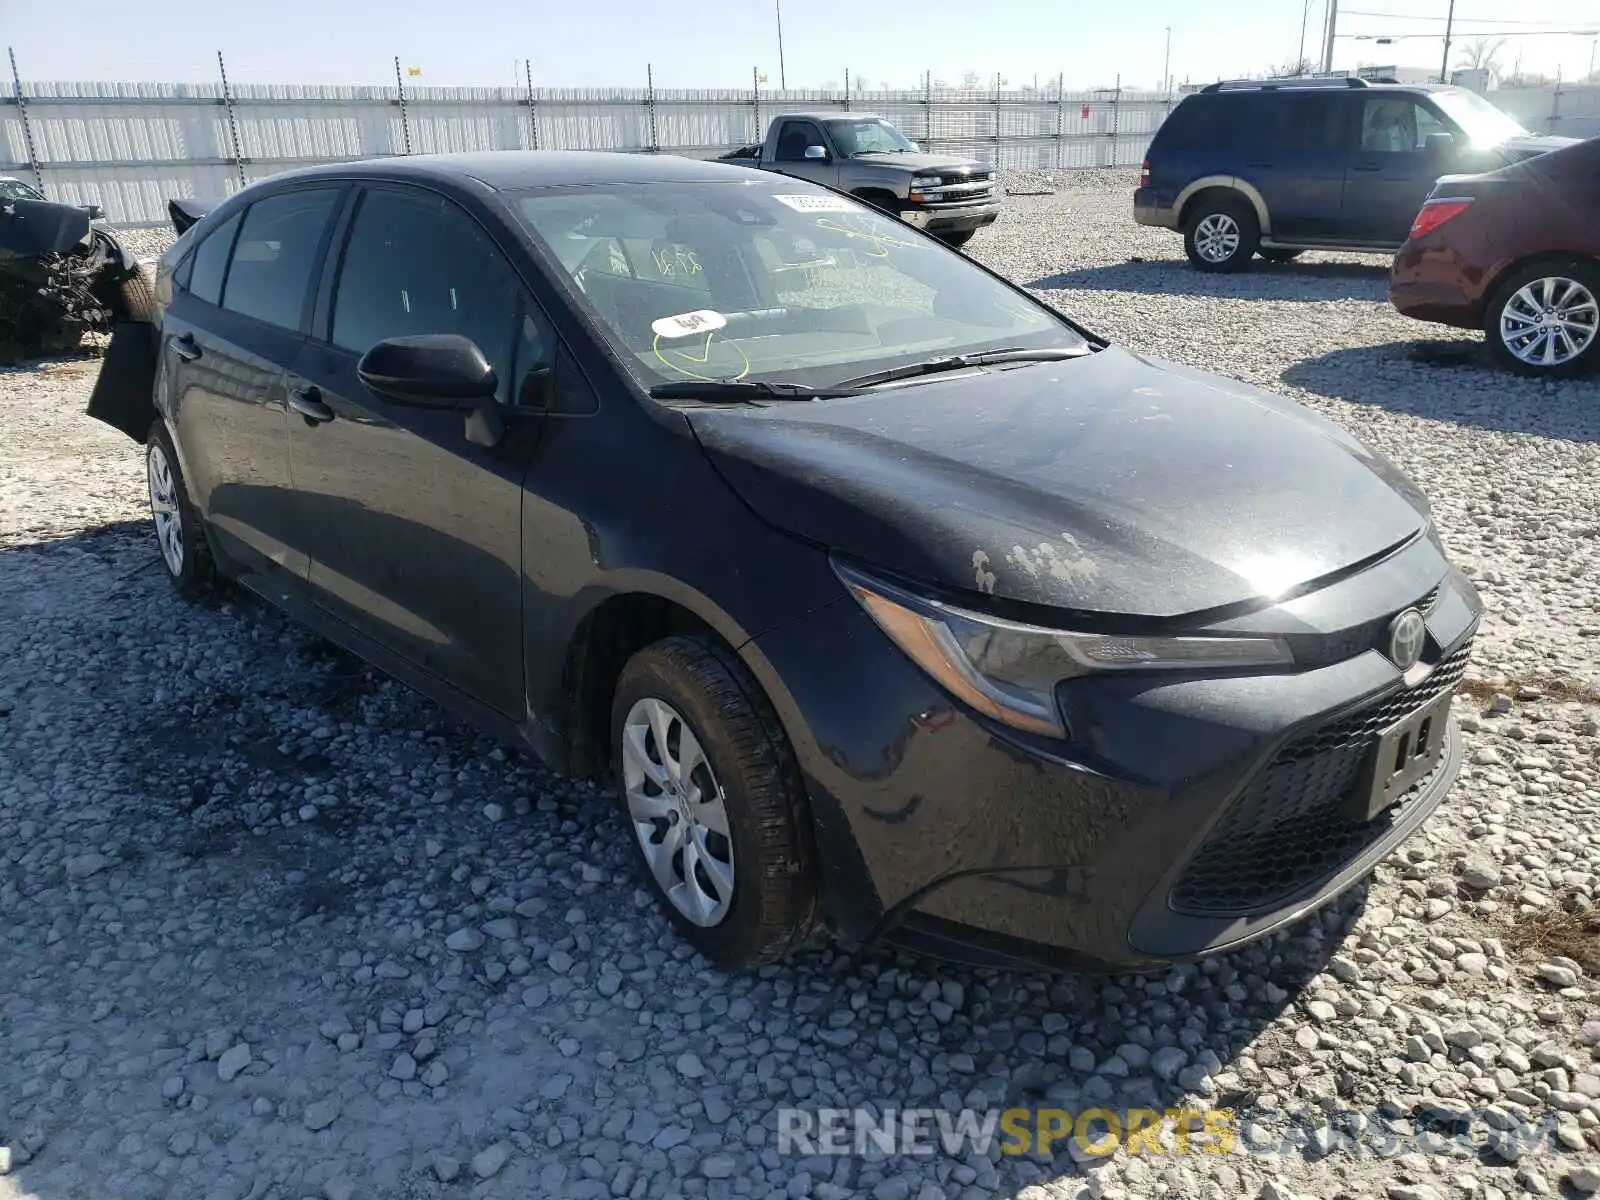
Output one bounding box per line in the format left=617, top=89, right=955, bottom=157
left=687, top=347, right=1431, bottom=618
left=851, top=152, right=990, bottom=175
left=0, top=197, right=92, bottom=260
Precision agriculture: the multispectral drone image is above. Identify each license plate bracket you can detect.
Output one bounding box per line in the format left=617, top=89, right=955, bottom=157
left=1353, top=689, right=1455, bottom=822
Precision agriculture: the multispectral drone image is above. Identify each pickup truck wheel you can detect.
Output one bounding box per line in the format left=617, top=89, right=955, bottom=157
left=1485, top=259, right=1600, bottom=378
left=611, top=634, right=818, bottom=969
left=1183, top=195, right=1258, bottom=273
left=935, top=230, right=976, bottom=250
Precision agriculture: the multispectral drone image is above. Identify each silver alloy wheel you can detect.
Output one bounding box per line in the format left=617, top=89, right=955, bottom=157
left=1193, top=213, right=1241, bottom=264
left=147, top=441, right=184, bottom=576
left=1499, top=276, right=1598, bottom=368
left=621, top=697, right=735, bottom=927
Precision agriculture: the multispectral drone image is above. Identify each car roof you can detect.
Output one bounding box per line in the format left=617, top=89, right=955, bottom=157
left=774, top=111, right=884, bottom=122
left=254, top=150, right=775, bottom=193
left=1192, top=81, right=1461, bottom=99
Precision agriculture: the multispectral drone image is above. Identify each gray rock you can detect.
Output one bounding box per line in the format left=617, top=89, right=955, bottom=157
left=389, top=1053, right=417, bottom=1081
left=472, top=1142, right=511, bottom=1179
left=304, top=1098, right=341, bottom=1131
left=433, top=1155, right=461, bottom=1183
left=216, top=1043, right=252, bottom=1083
left=701, top=1154, right=737, bottom=1179
left=445, top=928, right=485, bottom=952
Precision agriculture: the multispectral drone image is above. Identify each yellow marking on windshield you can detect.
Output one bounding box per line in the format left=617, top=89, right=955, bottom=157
left=651, top=330, right=751, bottom=382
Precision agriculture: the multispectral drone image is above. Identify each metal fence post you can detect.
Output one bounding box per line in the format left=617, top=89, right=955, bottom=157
left=218, top=51, right=247, bottom=189
left=993, top=72, right=1002, bottom=166
left=752, top=66, right=761, bottom=142
left=394, top=56, right=412, bottom=154
left=525, top=58, right=539, bottom=150
left=646, top=63, right=658, bottom=152
left=923, top=70, right=934, bottom=152
left=7, top=47, right=45, bottom=197
left=1112, top=74, right=1122, bottom=165
left=843, top=69, right=850, bottom=111
left=1055, top=72, right=1065, bottom=171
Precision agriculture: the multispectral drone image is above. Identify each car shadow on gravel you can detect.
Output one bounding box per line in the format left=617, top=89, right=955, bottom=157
left=1283, top=341, right=1600, bottom=442
left=1028, top=258, right=1390, bottom=302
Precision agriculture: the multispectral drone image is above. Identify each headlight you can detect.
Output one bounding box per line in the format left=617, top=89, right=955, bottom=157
left=835, top=561, right=1294, bottom=739
left=909, top=175, right=943, bottom=194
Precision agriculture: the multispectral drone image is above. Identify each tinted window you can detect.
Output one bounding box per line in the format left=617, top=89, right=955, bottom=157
left=187, top=211, right=240, bottom=306
left=1155, top=97, right=1229, bottom=152
left=1361, top=98, right=1448, bottom=153
left=332, top=188, right=521, bottom=403
left=1262, top=96, right=1350, bottom=154
left=775, top=121, right=825, bottom=162
left=221, top=189, right=341, bottom=330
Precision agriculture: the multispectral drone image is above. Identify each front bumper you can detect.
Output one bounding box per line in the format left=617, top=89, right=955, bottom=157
left=900, top=202, right=1000, bottom=234
left=744, top=534, right=1482, bottom=972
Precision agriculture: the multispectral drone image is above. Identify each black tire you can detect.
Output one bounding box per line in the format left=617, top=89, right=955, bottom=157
left=145, top=420, right=220, bottom=601
left=1258, top=248, right=1304, bottom=263
left=610, top=634, right=817, bottom=968
left=1483, top=257, right=1600, bottom=379
left=935, top=230, right=976, bottom=250
left=115, top=265, right=156, bottom=323
left=1183, top=194, right=1259, bottom=273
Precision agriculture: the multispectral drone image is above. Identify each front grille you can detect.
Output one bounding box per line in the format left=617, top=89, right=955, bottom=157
left=1169, top=640, right=1471, bottom=917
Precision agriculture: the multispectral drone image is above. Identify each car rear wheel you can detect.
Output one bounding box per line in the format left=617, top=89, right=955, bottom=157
left=146, top=420, right=219, bottom=601
left=1485, top=259, right=1600, bottom=378
left=1183, top=196, right=1258, bottom=273
left=611, top=634, right=817, bottom=968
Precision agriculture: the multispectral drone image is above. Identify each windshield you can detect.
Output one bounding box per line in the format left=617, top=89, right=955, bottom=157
left=514, top=182, right=1083, bottom=393
left=826, top=118, right=917, bottom=156
left=0, top=179, right=45, bottom=202
left=1430, top=88, right=1528, bottom=145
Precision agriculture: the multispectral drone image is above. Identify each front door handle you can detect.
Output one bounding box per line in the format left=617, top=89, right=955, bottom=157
left=289, top=385, right=335, bottom=425
left=171, top=332, right=201, bottom=362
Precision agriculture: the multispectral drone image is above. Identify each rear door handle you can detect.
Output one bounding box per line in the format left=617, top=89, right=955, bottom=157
left=171, top=332, right=201, bottom=361
left=289, top=385, right=335, bottom=425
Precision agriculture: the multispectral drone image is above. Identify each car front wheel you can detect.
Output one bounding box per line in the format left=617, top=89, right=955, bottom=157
left=1183, top=196, right=1259, bottom=273
left=611, top=634, right=817, bottom=968
left=1485, top=259, right=1600, bottom=378
left=146, top=420, right=218, bottom=600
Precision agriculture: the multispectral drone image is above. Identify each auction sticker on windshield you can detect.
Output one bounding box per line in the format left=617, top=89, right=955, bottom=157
left=651, top=310, right=728, bottom=339
left=771, top=194, right=862, bottom=213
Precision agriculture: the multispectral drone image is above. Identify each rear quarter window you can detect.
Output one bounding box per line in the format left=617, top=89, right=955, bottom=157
left=1153, top=97, right=1237, bottom=154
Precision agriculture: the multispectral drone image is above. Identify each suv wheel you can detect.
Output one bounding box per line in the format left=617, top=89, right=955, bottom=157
left=611, top=634, right=817, bottom=968
left=1183, top=196, right=1259, bottom=273
left=146, top=420, right=219, bottom=600
left=1485, top=259, right=1600, bottom=378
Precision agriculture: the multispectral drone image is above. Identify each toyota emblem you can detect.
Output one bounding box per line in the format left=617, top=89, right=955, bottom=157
left=1387, top=608, right=1427, bottom=672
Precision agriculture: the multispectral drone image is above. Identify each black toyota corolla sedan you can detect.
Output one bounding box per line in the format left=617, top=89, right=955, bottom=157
left=87, top=151, right=1481, bottom=973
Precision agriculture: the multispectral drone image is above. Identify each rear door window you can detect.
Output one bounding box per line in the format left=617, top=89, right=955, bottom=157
left=220, top=189, right=342, bottom=331
left=187, top=211, right=241, bottom=307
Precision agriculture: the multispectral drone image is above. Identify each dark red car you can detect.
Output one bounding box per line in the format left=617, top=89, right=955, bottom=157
left=1390, top=135, right=1600, bottom=377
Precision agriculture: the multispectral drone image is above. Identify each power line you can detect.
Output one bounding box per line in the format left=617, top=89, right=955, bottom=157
left=1341, top=9, right=1596, bottom=26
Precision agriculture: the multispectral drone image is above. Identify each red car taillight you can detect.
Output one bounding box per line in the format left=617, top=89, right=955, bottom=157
left=1139, top=159, right=1151, bottom=188
left=1408, top=197, right=1473, bottom=240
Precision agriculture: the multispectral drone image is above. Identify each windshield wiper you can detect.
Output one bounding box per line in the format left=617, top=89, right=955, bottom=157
left=649, top=380, right=864, bottom=402
left=836, top=346, right=1091, bottom=390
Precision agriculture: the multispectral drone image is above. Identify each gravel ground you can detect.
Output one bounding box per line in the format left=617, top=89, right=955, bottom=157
left=2, top=177, right=1598, bottom=1200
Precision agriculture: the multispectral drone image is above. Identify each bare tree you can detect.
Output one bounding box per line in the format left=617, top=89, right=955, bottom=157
left=960, top=70, right=981, bottom=90
left=1456, top=37, right=1507, bottom=84
left=1274, top=56, right=1315, bottom=78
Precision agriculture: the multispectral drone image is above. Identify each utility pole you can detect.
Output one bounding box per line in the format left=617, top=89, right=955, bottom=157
left=1439, top=0, right=1456, bottom=83
left=1321, top=0, right=1339, bottom=73
left=775, top=0, right=787, bottom=89
left=1298, top=0, right=1313, bottom=72
left=1163, top=27, right=1172, bottom=96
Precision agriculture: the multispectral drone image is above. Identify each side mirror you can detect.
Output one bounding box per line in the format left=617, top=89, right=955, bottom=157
left=804, top=144, right=829, bottom=161
left=85, top=204, right=106, bottom=221
left=356, top=334, right=498, bottom=408
left=1424, top=131, right=1455, bottom=155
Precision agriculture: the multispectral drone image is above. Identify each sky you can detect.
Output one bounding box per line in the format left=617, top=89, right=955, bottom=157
left=5, top=0, right=1597, bottom=91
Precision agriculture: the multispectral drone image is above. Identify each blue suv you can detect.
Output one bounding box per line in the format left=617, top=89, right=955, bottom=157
left=1134, top=76, right=1576, bottom=272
